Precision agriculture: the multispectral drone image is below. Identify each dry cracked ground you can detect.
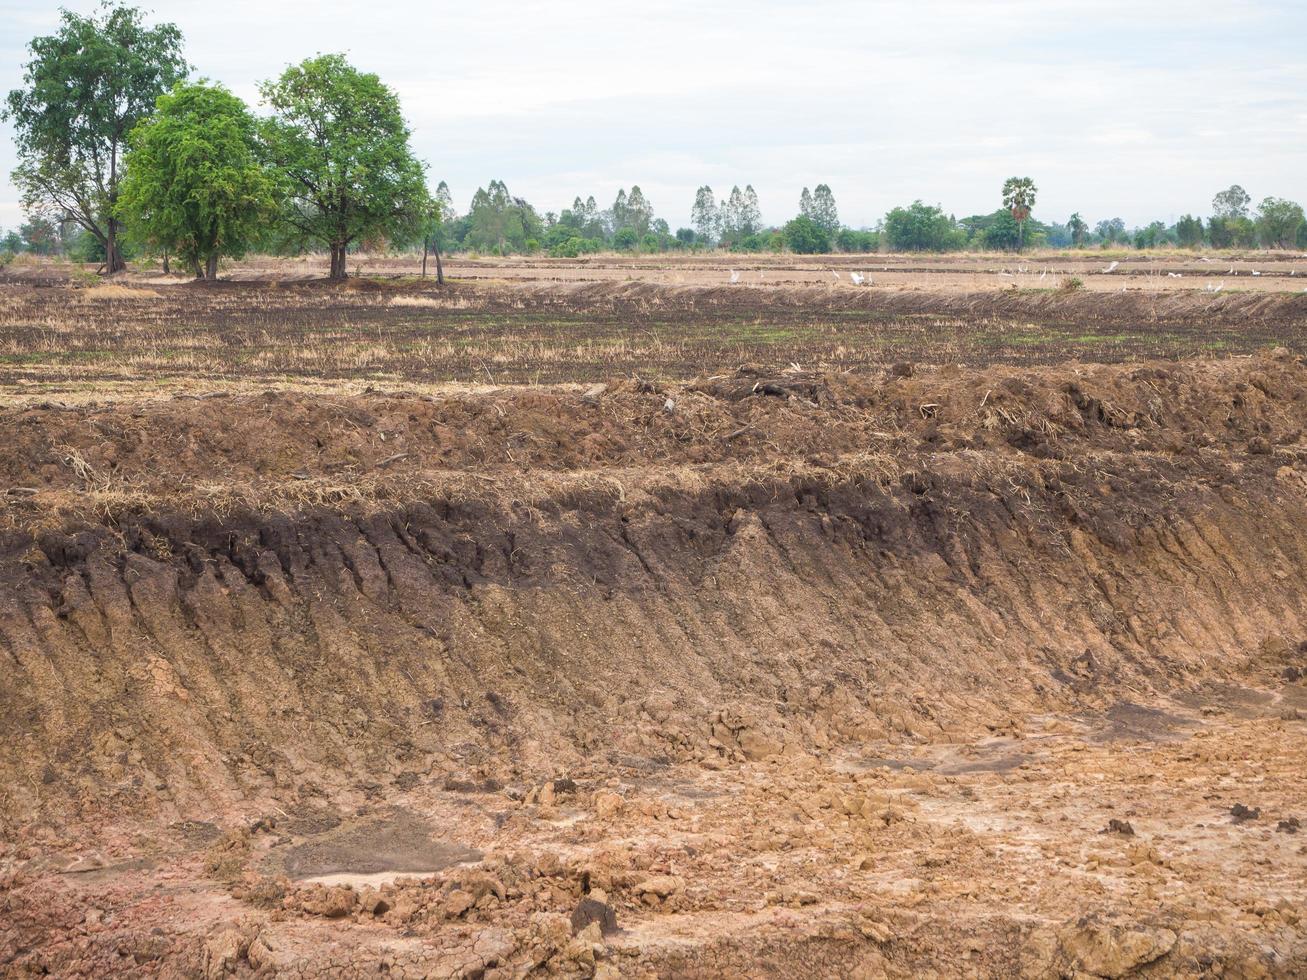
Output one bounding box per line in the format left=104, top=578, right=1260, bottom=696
left=1, top=274, right=1306, bottom=978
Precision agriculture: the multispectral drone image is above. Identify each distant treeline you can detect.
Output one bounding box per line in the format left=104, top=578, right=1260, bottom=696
left=2, top=5, right=1303, bottom=279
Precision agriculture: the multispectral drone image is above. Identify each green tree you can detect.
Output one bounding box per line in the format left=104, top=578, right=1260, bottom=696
left=883, top=201, right=964, bottom=252
left=1174, top=214, right=1204, bottom=248
left=625, top=185, right=653, bottom=237
left=836, top=228, right=879, bottom=253
left=1068, top=212, right=1088, bottom=247
left=1255, top=197, right=1305, bottom=249
left=983, top=209, right=1021, bottom=251
left=3, top=4, right=189, bottom=273
left=1095, top=217, right=1125, bottom=244
left=691, top=186, right=718, bottom=246
left=741, top=185, right=762, bottom=235
left=782, top=214, right=830, bottom=254
left=811, top=184, right=839, bottom=236
left=116, top=82, right=273, bottom=279
left=465, top=179, right=541, bottom=253
left=19, top=215, right=61, bottom=255
left=1001, top=176, right=1037, bottom=250
left=1212, top=185, right=1251, bottom=219
left=608, top=188, right=629, bottom=237
left=798, top=187, right=814, bottom=221
left=259, top=54, right=428, bottom=279
left=1208, top=214, right=1256, bottom=248
left=719, top=185, right=746, bottom=242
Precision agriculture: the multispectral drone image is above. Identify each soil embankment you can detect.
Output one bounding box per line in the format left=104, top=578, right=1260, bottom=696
left=2, top=355, right=1306, bottom=976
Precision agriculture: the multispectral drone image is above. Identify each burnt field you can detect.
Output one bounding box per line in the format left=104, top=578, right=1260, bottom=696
left=2, top=268, right=1307, bottom=400
left=2, top=262, right=1307, bottom=978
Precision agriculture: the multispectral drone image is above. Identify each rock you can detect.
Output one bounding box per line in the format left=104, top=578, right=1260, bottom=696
left=738, top=730, right=783, bottom=761
left=571, top=897, right=618, bottom=936
left=1102, top=818, right=1135, bottom=836
left=202, top=928, right=251, bottom=979
left=1126, top=842, right=1163, bottom=866
left=1231, top=803, right=1261, bottom=822
left=1277, top=817, right=1300, bottom=834
left=581, top=383, right=606, bottom=405
left=593, top=791, right=625, bottom=818
left=635, top=875, right=684, bottom=899
left=1054, top=920, right=1177, bottom=977
left=302, top=885, right=357, bottom=918
left=246, top=934, right=288, bottom=973
left=578, top=921, right=604, bottom=945
left=443, top=889, right=476, bottom=919
left=358, top=887, right=390, bottom=916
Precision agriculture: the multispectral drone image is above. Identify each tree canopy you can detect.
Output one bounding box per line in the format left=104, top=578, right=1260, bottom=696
left=117, top=81, right=274, bottom=278
left=1255, top=197, right=1305, bottom=249
left=3, top=3, right=189, bottom=272
left=1001, top=177, right=1037, bottom=250
left=884, top=201, right=964, bottom=252
left=259, top=53, right=428, bottom=278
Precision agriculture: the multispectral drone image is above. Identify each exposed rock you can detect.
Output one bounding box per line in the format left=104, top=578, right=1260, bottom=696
left=571, top=897, right=618, bottom=936
left=634, top=875, right=684, bottom=899
left=1053, top=919, right=1177, bottom=978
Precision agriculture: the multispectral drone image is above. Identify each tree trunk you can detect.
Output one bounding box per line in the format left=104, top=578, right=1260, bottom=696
left=205, top=252, right=219, bottom=281
left=421, top=239, right=428, bottom=279
left=105, top=218, right=126, bottom=274
left=329, top=243, right=348, bottom=280
left=191, top=257, right=203, bottom=279
left=434, top=242, right=444, bottom=286
left=162, top=250, right=169, bottom=275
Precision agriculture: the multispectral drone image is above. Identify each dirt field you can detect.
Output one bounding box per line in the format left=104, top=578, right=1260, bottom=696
left=1, top=260, right=1306, bottom=977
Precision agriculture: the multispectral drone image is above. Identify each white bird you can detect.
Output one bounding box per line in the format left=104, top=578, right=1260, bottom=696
left=729, top=269, right=740, bottom=284
left=1228, top=267, right=1235, bottom=274
left=663, top=397, right=676, bottom=413
left=830, top=270, right=841, bottom=281
left=1039, top=269, right=1047, bottom=281
left=1206, top=282, right=1224, bottom=293
left=1200, top=256, right=1213, bottom=263
left=1103, top=261, right=1119, bottom=273
left=1251, top=269, right=1261, bottom=276
left=999, top=271, right=1014, bottom=277
left=1167, top=272, right=1182, bottom=278
left=850, top=272, right=865, bottom=285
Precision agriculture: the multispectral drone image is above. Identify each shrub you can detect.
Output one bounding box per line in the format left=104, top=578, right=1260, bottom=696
left=782, top=215, right=830, bottom=254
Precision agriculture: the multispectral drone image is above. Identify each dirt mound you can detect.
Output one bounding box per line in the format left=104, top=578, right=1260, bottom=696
left=3, top=355, right=1307, bottom=975
left=490, top=277, right=1307, bottom=324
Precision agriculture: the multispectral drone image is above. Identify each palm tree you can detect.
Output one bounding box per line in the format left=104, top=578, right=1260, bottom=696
left=1002, top=177, right=1038, bottom=251
left=1068, top=212, right=1087, bottom=247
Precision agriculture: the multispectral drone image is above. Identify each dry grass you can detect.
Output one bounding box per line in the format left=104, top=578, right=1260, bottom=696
left=388, top=295, right=443, bottom=308
left=0, top=271, right=1304, bottom=404
left=80, top=284, right=161, bottom=301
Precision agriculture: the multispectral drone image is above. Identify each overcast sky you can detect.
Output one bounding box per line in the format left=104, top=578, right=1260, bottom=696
left=2, top=0, right=1305, bottom=232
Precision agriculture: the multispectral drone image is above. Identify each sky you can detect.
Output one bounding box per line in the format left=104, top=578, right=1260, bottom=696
left=2, top=0, right=1306, bottom=233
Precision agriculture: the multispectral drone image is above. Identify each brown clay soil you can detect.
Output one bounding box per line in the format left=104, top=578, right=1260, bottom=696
left=2, top=267, right=1307, bottom=977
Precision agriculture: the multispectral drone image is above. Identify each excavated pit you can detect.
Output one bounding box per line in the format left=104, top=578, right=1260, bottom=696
left=2, top=355, right=1306, bottom=977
